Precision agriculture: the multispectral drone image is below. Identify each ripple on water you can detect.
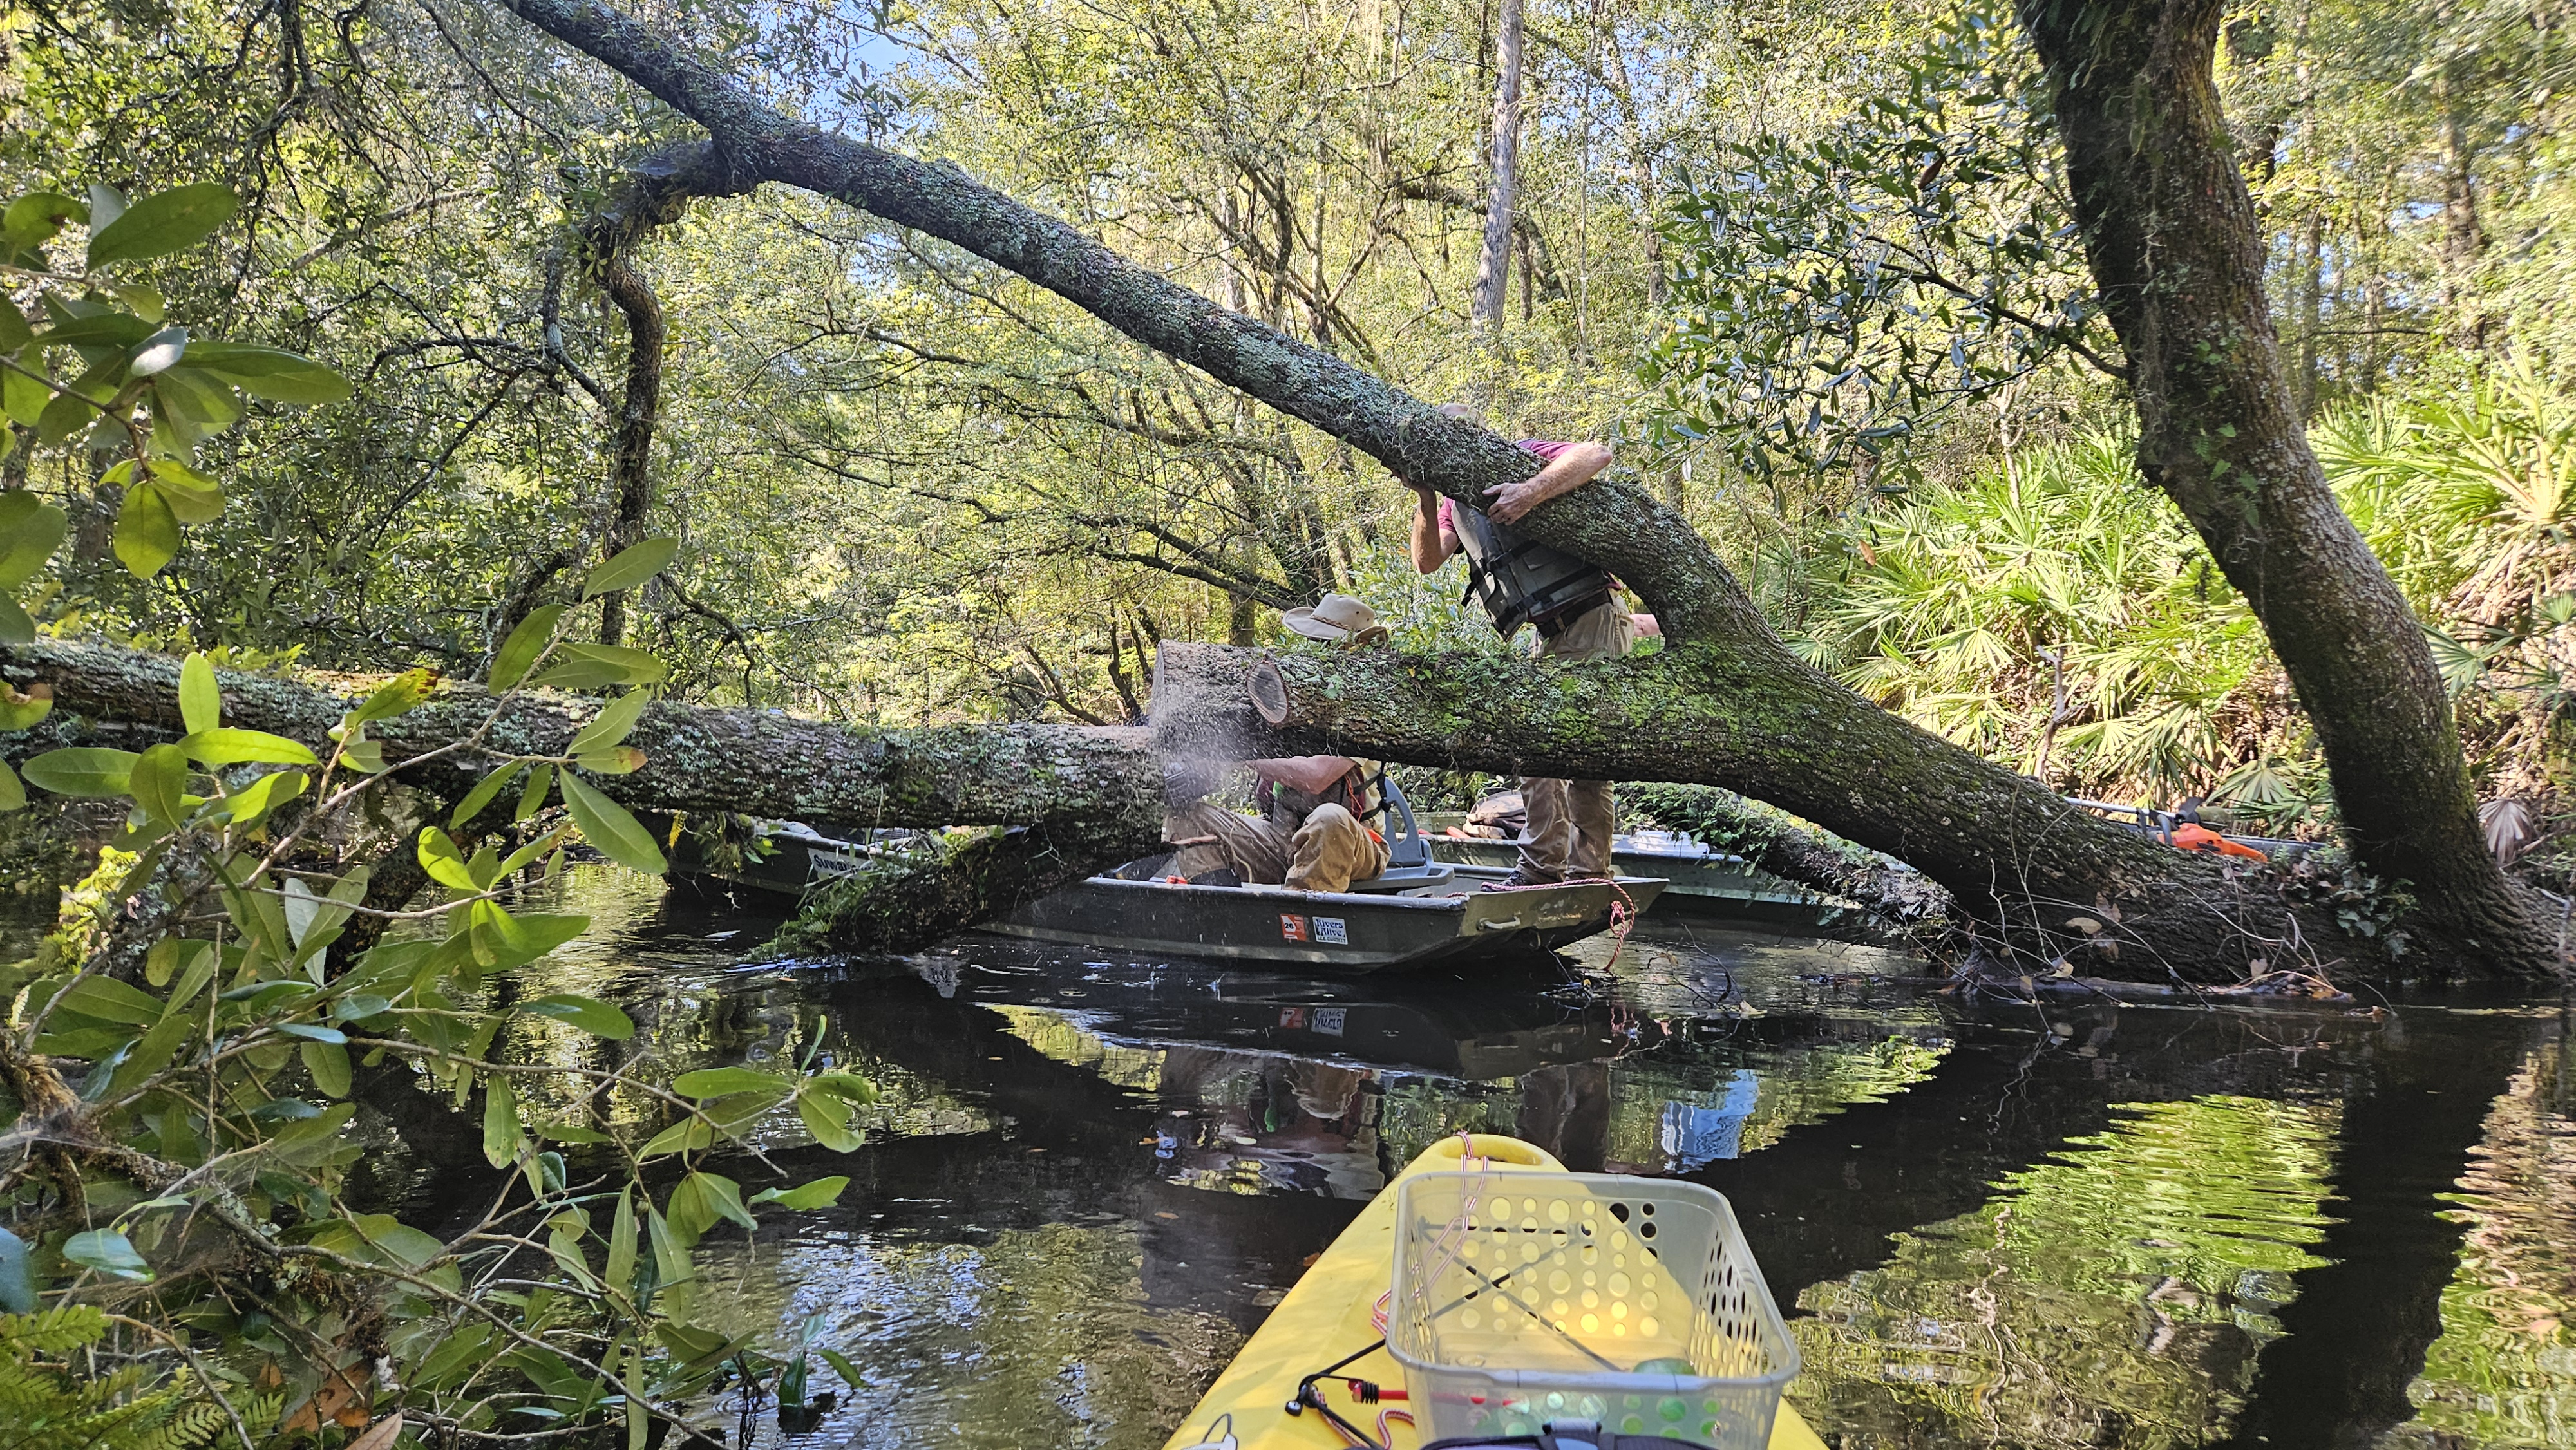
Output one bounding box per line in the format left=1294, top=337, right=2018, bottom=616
left=1790, top=1094, right=2342, bottom=1449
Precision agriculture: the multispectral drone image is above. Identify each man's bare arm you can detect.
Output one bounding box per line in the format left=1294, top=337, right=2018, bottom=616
left=1410, top=487, right=1457, bottom=574
left=1483, top=441, right=1613, bottom=525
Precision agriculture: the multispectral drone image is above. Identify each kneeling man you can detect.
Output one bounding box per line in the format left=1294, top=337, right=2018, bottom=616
left=1164, top=753, right=1388, bottom=893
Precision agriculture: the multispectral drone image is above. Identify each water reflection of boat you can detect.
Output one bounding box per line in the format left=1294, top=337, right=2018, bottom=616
left=1423, top=820, right=1852, bottom=928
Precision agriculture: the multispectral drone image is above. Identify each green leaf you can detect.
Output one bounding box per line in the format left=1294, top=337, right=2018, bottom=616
left=301, top=1039, right=352, bottom=1098
left=573, top=746, right=645, bottom=775
left=482, top=1075, right=522, bottom=1169
left=36, top=311, right=153, bottom=351
left=568, top=690, right=651, bottom=755
left=127, top=742, right=189, bottom=827
left=415, top=827, right=481, bottom=893
left=0, top=490, right=68, bottom=588
left=178, top=652, right=220, bottom=734
left=0, top=299, right=24, bottom=352
left=2, top=193, right=82, bottom=251
left=0, top=596, right=29, bottom=646
left=529, top=643, right=670, bottom=692
left=351, top=667, right=437, bottom=725
left=514, top=762, right=556, bottom=822
left=276, top=1022, right=348, bottom=1044
left=184, top=342, right=351, bottom=405
left=489, top=604, right=566, bottom=691
left=798, top=1093, right=866, bottom=1153
left=0, top=363, right=45, bottom=431
left=0, top=1229, right=33, bottom=1313
left=637, top=1115, right=715, bottom=1161
left=669, top=1171, right=755, bottom=1239
left=111, top=481, right=178, bottom=578
left=86, top=183, right=126, bottom=235
left=216, top=767, right=305, bottom=826
left=670, top=1066, right=788, bottom=1099
left=647, top=1207, right=694, bottom=1289
left=55, top=974, right=164, bottom=1026
left=63, top=1228, right=151, bottom=1282
left=804, top=1071, right=878, bottom=1105
left=178, top=728, right=318, bottom=766
left=450, top=760, right=525, bottom=830
left=583, top=537, right=679, bottom=599
left=607, top=1189, right=638, bottom=1293
left=20, top=746, right=137, bottom=797
left=127, top=325, right=186, bottom=378
left=87, top=182, right=240, bottom=267
left=0, top=761, right=23, bottom=813
left=104, top=1011, right=195, bottom=1100
left=521, top=992, right=634, bottom=1040
left=558, top=771, right=667, bottom=874
left=748, top=1176, right=848, bottom=1210
left=817, top=1348, right=867, bottom=1395
left=111, top=283, right=162, bottom=324
left=144, top=459, right=223, bottom=523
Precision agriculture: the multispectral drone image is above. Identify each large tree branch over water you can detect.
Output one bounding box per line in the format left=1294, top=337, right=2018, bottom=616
left=467, top=0, right=2526, bottom=979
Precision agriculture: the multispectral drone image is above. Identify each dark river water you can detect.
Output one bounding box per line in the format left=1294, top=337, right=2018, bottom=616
left=376, top=867, right=2576, bottom=1448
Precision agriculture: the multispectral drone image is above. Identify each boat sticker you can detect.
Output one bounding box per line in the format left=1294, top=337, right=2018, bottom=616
left=1279, top=914, right=1310, bottom=941
left=1313, top=916, right=1349, bottom=944
left=1312, top=1006, right=1347, bottom=1037
left=1278, top=1006, right=1308, bottom=1030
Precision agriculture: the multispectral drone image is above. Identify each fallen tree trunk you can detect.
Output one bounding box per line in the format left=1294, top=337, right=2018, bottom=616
left=1153, top=640, right=2384, bottom=983
left=1, top=639, right=1162, bottom=957
left=2, top=640, right=1158, bottom=832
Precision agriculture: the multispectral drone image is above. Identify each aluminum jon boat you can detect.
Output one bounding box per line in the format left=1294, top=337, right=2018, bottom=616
left=980, top=780, right=1668, bottom=973
left=1427, top=827, right=1852, bottom=929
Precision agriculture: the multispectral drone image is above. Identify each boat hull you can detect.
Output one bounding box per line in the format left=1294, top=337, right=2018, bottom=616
left=1428, top=836, right=1850, bottom=928
left=980, top=865, right=1667, bottom=972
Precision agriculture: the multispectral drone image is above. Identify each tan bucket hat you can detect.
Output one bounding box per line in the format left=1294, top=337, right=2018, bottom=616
left=1282, top=592, right=1389, bottom=645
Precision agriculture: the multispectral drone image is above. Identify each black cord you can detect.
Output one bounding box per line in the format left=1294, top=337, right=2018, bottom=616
left=1289, top=1337, right=1394, bottom=1449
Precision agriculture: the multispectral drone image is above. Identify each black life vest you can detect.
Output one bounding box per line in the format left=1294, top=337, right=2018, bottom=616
left=1450, top=502, right=1614, bottom=638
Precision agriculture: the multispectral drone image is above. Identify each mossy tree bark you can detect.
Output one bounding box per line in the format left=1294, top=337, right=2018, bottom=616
left=475, top=0, right=2547, bottom=980
left=2014, top=0, right=2548, bottom=971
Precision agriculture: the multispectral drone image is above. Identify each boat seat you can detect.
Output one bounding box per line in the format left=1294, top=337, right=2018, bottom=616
left=1342, top=860, right=1456, bottom=893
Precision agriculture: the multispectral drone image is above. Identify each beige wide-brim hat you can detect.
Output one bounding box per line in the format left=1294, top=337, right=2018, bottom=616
left=1282, top=592, right=1389, bottom=645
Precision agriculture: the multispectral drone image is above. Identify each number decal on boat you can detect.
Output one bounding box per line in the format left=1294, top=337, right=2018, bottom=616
left=1313, top=917, right=1348, bottom=944
left=1278, top=914, right=1309, bottom=941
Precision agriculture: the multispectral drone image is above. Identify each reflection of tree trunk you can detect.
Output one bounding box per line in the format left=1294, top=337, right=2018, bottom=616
left=2016, top=0, right=2548, bottom=970
left=1517, top=1062, right=1609, bottom=1172
left=1471, top=0, right=1522, bottom=330
left=2226, top=1012, right=2536, bottom=1448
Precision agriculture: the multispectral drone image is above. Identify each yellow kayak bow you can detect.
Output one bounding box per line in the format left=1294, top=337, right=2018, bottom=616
left=1162, top=1134, right=1826, bottom=1450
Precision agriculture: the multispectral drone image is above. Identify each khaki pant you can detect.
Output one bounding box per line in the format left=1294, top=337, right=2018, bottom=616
left=1519, top=602, right=1637, bottom=881
left=1164, top=801, right=1388, bottom=892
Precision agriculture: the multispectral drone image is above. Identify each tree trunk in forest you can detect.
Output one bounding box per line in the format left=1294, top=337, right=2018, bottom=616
left=1470, top=0, right=1523, bottom=331
left=574, top=143, right=751, bottom=646
left=2439, top=64, right=2485, bottom=352
left=480, top=0, right=2550, bottom=979
left=2014, top=0, right=2550, bottom=973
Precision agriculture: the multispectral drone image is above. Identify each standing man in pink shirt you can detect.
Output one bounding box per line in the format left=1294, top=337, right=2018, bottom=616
left=1407, top=404, right=1638, bottom=886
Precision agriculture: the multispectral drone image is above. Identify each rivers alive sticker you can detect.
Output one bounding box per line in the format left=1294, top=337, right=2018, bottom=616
left=1280, top=914, right=1349, bottom=943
